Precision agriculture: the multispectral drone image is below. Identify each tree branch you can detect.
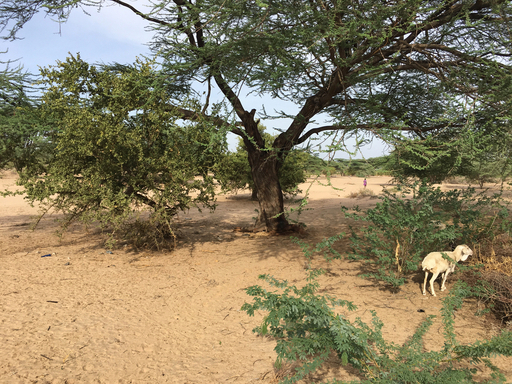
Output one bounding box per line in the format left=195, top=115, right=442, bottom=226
left=399, top=41, right=512, bottom=69
left=110, top=0, right=169, bottom=26
left=163, top=105, right=244, bottom=137
left=296, top=123, right=463, bottom=145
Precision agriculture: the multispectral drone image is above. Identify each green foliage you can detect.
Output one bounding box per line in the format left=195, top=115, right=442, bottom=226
left=243, top=274, right=512, bottom=383
left=293, top=233, right=345, bottom=263
left=303, top=154, right=329, bottom=176
left=465, top=161, right=499, bottom=189
left=389, top=128, right=512, bottom=186
left=0, top=59, right=51, bottom=173
left=389, top=136, right=474, bottom=183
left=464, top=74, right=512, bottom=187
left=303, top=156, right=393, bottom=178
left=343, top=180, right=512, bottom=287
left=214, top=149, right=252, bottom=194
left=389, top=88, right=512, bottom=186
left=0, top=104, right=54, bottom=173
left=14, top=54, right=223, bottom=239
left=464, top=124, right=512, bottom=187
left=242, top=270, right=357, bottom=383
left=335, top=157, right=393, bottom=177
left=278, top=150, right=310, bottom=197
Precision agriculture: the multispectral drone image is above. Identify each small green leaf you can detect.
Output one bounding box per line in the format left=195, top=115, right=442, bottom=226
left=261, top=321, right=268, bottom=336
left=341, top=351, right=348, bottom=366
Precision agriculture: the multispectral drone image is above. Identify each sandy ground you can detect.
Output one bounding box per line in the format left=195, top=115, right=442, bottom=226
left=1, top=171, right=511, bottom=383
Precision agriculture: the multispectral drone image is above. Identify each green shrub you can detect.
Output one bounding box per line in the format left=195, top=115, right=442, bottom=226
left=243, top=272, right=512, bottom=383
left=10, top=55, right=222, bottom=242
left=342, top=179, right=512, bottom=287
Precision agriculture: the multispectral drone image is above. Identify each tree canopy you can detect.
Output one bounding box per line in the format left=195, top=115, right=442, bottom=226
left=2, top=0, right=512, bottom=231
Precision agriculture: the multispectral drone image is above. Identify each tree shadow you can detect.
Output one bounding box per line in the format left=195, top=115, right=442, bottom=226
left=1, top=186, right=384, bottom=267
left=1, top=213, right=107, bottom=255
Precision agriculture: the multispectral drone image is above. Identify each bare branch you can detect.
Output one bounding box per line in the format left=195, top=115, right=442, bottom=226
left=296, top=123, right=463, bottom=145
left=110, top=0, right=169, bottom=26
left=163, top=105, right=243, bottom=136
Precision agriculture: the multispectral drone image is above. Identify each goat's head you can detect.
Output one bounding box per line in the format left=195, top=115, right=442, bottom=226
left=455, top=244, right=473, bottom=261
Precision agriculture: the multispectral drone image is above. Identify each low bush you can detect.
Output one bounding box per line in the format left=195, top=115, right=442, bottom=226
left=243, top=272, right=512, bottom=383
left=342, top=179, right=512, bottom=288
left=347, top=188, right=376, bottom=199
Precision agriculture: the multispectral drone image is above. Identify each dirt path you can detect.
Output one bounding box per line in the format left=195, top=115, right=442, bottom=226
left=1, top=172, right=511, bottom=383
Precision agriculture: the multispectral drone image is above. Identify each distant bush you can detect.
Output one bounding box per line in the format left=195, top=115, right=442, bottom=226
left=348, top=188, right=376, bottom=199
left=304, top=156, right=394, bottom=178
left=213, top=131, right=308, bottom=199
left=333, top=157, right=393, bottom=177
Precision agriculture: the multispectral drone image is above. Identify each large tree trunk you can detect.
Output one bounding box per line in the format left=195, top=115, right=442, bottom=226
left=247, top=148, right=289, bottom=232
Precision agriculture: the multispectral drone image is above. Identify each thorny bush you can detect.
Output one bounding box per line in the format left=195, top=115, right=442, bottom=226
left=243, top=272, right=512, bottom=383
left=342, top=179, right=512, bottom=288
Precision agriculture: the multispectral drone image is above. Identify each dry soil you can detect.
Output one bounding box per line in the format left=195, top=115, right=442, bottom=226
left=1, top=172, right=511, bottom=383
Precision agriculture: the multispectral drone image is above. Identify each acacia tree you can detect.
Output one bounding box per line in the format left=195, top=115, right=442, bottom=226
left=2, top=0, right=512, bottom=231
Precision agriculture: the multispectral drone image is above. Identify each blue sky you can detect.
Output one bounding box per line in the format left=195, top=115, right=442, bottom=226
left=3, top=2, right=153, bottom=71
left=2, top=1, right=389, bottom=159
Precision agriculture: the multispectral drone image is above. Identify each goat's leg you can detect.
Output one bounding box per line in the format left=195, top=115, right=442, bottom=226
left=440, top=271, right=450, bottom=291
left=422, top=271, right=429, bottom=295
left=429, top=272, right=440, bottom=296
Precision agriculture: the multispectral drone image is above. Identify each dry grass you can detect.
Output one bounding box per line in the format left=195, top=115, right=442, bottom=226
left=470, top=236, right=512, bottom=277
left=119, top=216, right=177, bottom=251
left=348, top=188, right=376, bottom=199
left=462, top=236, right=512, bottom=324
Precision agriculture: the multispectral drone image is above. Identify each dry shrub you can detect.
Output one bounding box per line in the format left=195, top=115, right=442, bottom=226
left=120, top=216, right=177, bottom=251
left=348, top=188, right=376, bottom=199
left=469, top=235, right=512, bottom=276
left=480, top=272, right=512, bottom=324
left=266, top=363, right=297, bottom=383
left=462, top=270, right=512, bottom=324
left=462, top=235, right=512, bottom=324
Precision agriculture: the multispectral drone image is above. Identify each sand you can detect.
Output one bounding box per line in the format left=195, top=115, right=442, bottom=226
left=1, top=171, right=511, bottom=383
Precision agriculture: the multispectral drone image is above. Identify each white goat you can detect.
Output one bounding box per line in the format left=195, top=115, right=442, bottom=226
left=421, top=244, right=472, bottom=296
